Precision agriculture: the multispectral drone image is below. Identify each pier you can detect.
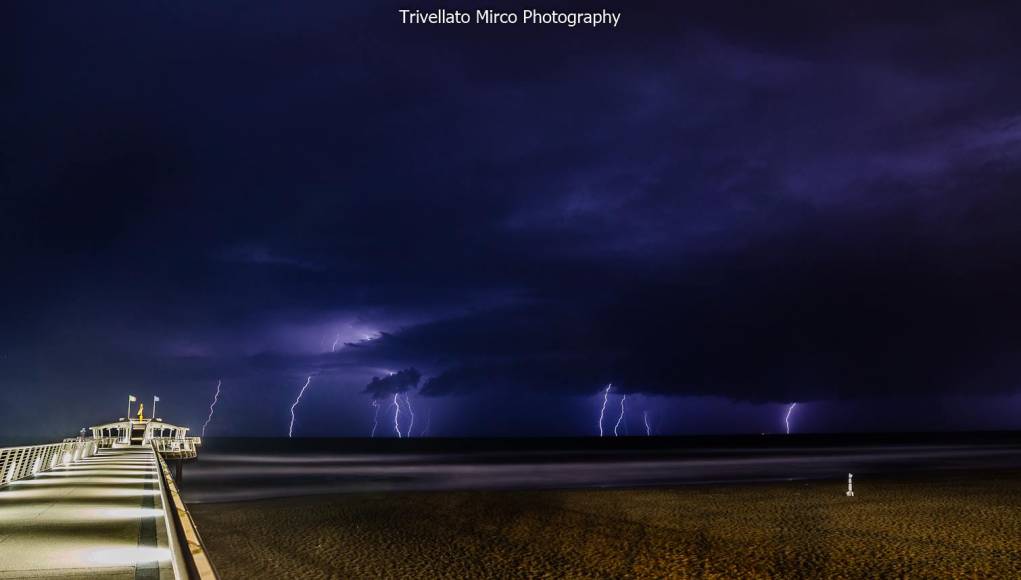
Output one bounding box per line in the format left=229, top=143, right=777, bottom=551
left=0, top=412, right=215, bottom=579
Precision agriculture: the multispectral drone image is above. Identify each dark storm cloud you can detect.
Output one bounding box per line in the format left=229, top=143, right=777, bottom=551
left=371, top=178, right=1021, bottom=403
left=363, top=368, right=422, bottom=400
left=4, top=0, right=1021, bottom=435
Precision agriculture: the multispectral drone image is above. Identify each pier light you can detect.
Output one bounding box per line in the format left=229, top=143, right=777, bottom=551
left=41, top=468, right=155, bottom=477
left=8, top=476, right=160, bottom=486
left=0, top=487, right=160, bottom=501
left=90, top=507, right=166, bottom=521
left=57, top=546, right=171, bottom=568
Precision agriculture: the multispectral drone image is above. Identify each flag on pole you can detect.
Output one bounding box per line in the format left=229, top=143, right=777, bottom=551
left=153, top=396, right=160, bottom=402
left=128, top=395, right=137, bottom=402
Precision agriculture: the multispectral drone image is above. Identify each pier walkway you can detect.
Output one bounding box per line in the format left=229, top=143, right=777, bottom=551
left=0, top=447, right=176, bottom=579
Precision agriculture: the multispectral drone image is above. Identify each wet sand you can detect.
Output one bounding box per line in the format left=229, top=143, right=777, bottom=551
left=190, top=469, right=1021, bottom=579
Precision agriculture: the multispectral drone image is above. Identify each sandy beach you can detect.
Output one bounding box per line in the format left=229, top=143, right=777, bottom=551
left=190, top=469, right=1021, bottom=579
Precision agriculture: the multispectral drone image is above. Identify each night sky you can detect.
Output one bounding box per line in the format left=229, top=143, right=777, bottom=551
left=4, top=1, right=1021, bottom=438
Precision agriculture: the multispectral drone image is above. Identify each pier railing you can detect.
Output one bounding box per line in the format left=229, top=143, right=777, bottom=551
left=65, top=436, right=119, bottom=448
left=151, top=436, right=202, bottom=459
left=0, top=439, right=100, bottom=487
left=154, top=442, right=219, bottom=579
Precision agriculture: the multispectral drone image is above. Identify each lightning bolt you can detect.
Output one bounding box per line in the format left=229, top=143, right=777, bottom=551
left=643, top=410, right=651, bottom=436
left=614, top=394, right=627, bottom=436
left=598, top=383, right=612, bottom=436
left=404, top=393, right=415, bottom=437
left=370, top=400, right=380, bottom=438
left=392, top=393, right=402, bottom=438
left=331, top=333, right=341, bottom=352
left=201, top=379, right=222, bottom=437
left=785, top=402, right=798, bottom=435
left=287, top=376, right=313, bottom=438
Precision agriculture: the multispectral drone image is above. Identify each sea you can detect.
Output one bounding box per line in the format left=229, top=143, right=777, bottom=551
left=177, top=432, right=1021, bottom=503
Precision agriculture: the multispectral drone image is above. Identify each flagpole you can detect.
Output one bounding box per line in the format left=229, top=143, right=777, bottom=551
left=152, top=396, right=157, bottom=420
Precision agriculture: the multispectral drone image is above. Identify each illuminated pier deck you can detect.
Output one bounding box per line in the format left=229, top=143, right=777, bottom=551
left=0, top=447, right=174, bottom=578
left=0, top=405, right=214, bottom=579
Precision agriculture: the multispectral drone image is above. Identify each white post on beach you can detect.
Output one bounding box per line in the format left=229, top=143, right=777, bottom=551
left=846, top=473, right=854, bottom=497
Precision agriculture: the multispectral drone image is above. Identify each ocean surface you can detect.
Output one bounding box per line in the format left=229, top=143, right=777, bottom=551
left=178, top=433, right=1021, bottom=503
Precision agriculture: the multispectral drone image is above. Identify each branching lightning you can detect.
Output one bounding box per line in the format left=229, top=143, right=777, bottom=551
left=287, top=376, right=313, bottom=438
left=393, top=393, right=402, bottom=438
left=201, top=379, right=222, bottom=437
left=643, top=410, right=651, bottom=436
left=614, top=394, right=627, bottom=436
left=598, top=383, right=612, bottom=436
left=785, top=402, right=798, bottom=435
